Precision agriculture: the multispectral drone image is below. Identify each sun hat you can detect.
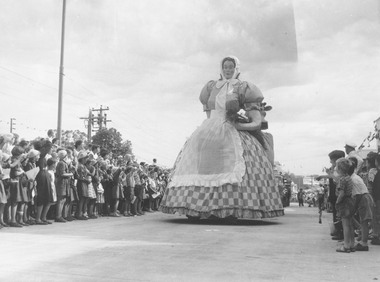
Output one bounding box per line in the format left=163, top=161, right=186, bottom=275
left=77, top=150, right=89, bottom=160
left=27, top=149, right=40, bottom=159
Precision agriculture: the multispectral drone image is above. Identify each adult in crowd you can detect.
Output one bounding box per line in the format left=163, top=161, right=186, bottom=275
left=161, top=56, right=283, bottom=220
left=297, top=188, right=304, bottom=207
left=344, top=142, right=363, bottom=173
left=317, top=150, right=346, bottom=239
left=372, top=153, right=380, bottom=245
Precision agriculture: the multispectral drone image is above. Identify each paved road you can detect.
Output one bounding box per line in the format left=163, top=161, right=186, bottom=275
left=1, top=203, right=379, bottom=282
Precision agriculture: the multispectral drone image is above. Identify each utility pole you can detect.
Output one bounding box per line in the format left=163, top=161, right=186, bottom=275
left=10, top=118, right=16, bottom=133
left=80, top=109, right=93, bottom=142
left=56, top=0, right=67, bottom=146
left=80, top=106, right=111, bottom=142
left=91, top=105, right=111, bottom=131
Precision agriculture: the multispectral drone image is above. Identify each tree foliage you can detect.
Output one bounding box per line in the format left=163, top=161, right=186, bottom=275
left=92, top=128, right=132, bottom=156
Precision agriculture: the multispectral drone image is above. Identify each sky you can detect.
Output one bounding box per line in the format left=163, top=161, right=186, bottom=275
left=1, top=0, right=380, bottom=175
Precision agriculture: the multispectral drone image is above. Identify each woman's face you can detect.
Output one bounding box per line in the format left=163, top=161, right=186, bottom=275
left=222, top=60, right=235, bottom=79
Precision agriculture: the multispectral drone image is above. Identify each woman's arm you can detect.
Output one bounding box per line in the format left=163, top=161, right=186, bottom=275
left=233, top=110, right=262, bottom=131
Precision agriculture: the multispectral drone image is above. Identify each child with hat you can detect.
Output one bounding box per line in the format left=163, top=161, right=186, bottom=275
left=8, top=146, right=27, bottom=227
left=22, top=149, right=40, bottom=225
left=76, top=150, right=90, bottom=220
left=55, top=149, right=73, bottom=223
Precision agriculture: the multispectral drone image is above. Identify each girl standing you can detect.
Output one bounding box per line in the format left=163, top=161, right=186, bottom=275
left=76, top=151, right=90, bottom=220
left=34, top=139, right=54, bottom=225
left=55, top=150, right=73, bottom=222
left=23, top=149, right=40, bottom=225
left=335, top=158, right=355, bottom=253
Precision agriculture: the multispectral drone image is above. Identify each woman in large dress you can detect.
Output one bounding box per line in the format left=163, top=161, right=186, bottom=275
left=161, top=56, right=284, bottom=219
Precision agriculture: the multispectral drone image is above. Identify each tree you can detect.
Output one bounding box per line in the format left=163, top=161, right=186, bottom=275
left=115, top=140, right=133, bottom=157
left=92, top=128, right=122, bottom=152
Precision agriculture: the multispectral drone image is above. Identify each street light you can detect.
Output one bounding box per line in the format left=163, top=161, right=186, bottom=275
left=57, top=0, right=66, bottom=146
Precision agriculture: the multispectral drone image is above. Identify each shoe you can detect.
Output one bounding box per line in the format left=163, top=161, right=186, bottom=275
left=110, top=212, right=121, bottom=217
left=64, top=216, right=74, bottom=222
left=331, top=236, right=344, bottom=241
left=77, top=216, right=88, bottom=220
left=1, top=222, right=10, bottom=227
left=355, top=243, right=369, bottom=251
left=9, top=222, right=23, bottom=228
left=20, top=222, right=29, bottom=226
left=55, top=217, right=67, bottom=223
left=42, top=220, right=52, bottom=224
left=27, top=220, right=36, bottom=225
left=336, top=246, right=351, bottom=253
left=350, top=247, right=356, bottom=252
left=89, top=215, right=98, bottom=219
left=35, top=221, right=49, bottom=225
left=371, top=237, right=380, bottom=245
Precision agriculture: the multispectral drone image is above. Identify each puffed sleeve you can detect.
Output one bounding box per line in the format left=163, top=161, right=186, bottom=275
left=199, top=80, right=215, bottom=111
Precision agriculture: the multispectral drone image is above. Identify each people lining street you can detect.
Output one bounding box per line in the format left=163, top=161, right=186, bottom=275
left=0, top=132, right=169, bottom=229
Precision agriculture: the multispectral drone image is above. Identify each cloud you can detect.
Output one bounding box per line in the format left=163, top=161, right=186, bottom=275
left=1, top=0, right=379, bottom=174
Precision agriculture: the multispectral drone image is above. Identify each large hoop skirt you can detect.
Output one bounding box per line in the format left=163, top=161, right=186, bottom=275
left=161, top=116, right=284, bottom=219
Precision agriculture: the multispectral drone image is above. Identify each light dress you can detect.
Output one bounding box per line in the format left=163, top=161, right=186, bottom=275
left=161, top=77, right=284, bottom=219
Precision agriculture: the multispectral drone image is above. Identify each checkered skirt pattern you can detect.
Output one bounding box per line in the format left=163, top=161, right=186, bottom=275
left=161, top=131, right=284, bottom=219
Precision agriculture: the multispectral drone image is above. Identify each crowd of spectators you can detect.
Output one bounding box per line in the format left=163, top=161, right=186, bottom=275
left=0, top=132, right=170, bottom=228
left=316, top=142, right=380, bottom=253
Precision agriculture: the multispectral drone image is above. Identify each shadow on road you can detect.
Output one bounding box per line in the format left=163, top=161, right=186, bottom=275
left=161, top=217, right=282, bottom=226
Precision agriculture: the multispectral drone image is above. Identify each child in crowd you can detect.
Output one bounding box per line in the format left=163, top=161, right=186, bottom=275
left=85, top=158, right=97, bottom=219
left=55, top=149, right=73, bottom=223
left=66, top=148, right=78, bottom=221
left=348, top=157, right=374, bottom=251
left=147, top=170, right=158, bottom=212
left=76, top=151, right=90, bottom=220
left=335, top=158, right=355, bottom=253
left=35, top=140, right=54, bottom=225
left=120, top=166, right=131, bottom=216
left=23, top=149, right=40, bottom=225
left=110, top=166, right=124, bottom=217
left=100, top=161, right=113, bottom=216
left=96, top=178, right=105, bottom=216
left=9, top=146, right=26, bottom=227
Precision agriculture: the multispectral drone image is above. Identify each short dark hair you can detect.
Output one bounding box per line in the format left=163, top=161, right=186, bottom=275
left=75, top=140, right=83, bottom=149
left=19, top=140, right=29, bottom=147
left=328, top=150, right=345, bottom=161
left=47, top=158, right=56, bottom=167
left=336, top=158, right=351, bottom=175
